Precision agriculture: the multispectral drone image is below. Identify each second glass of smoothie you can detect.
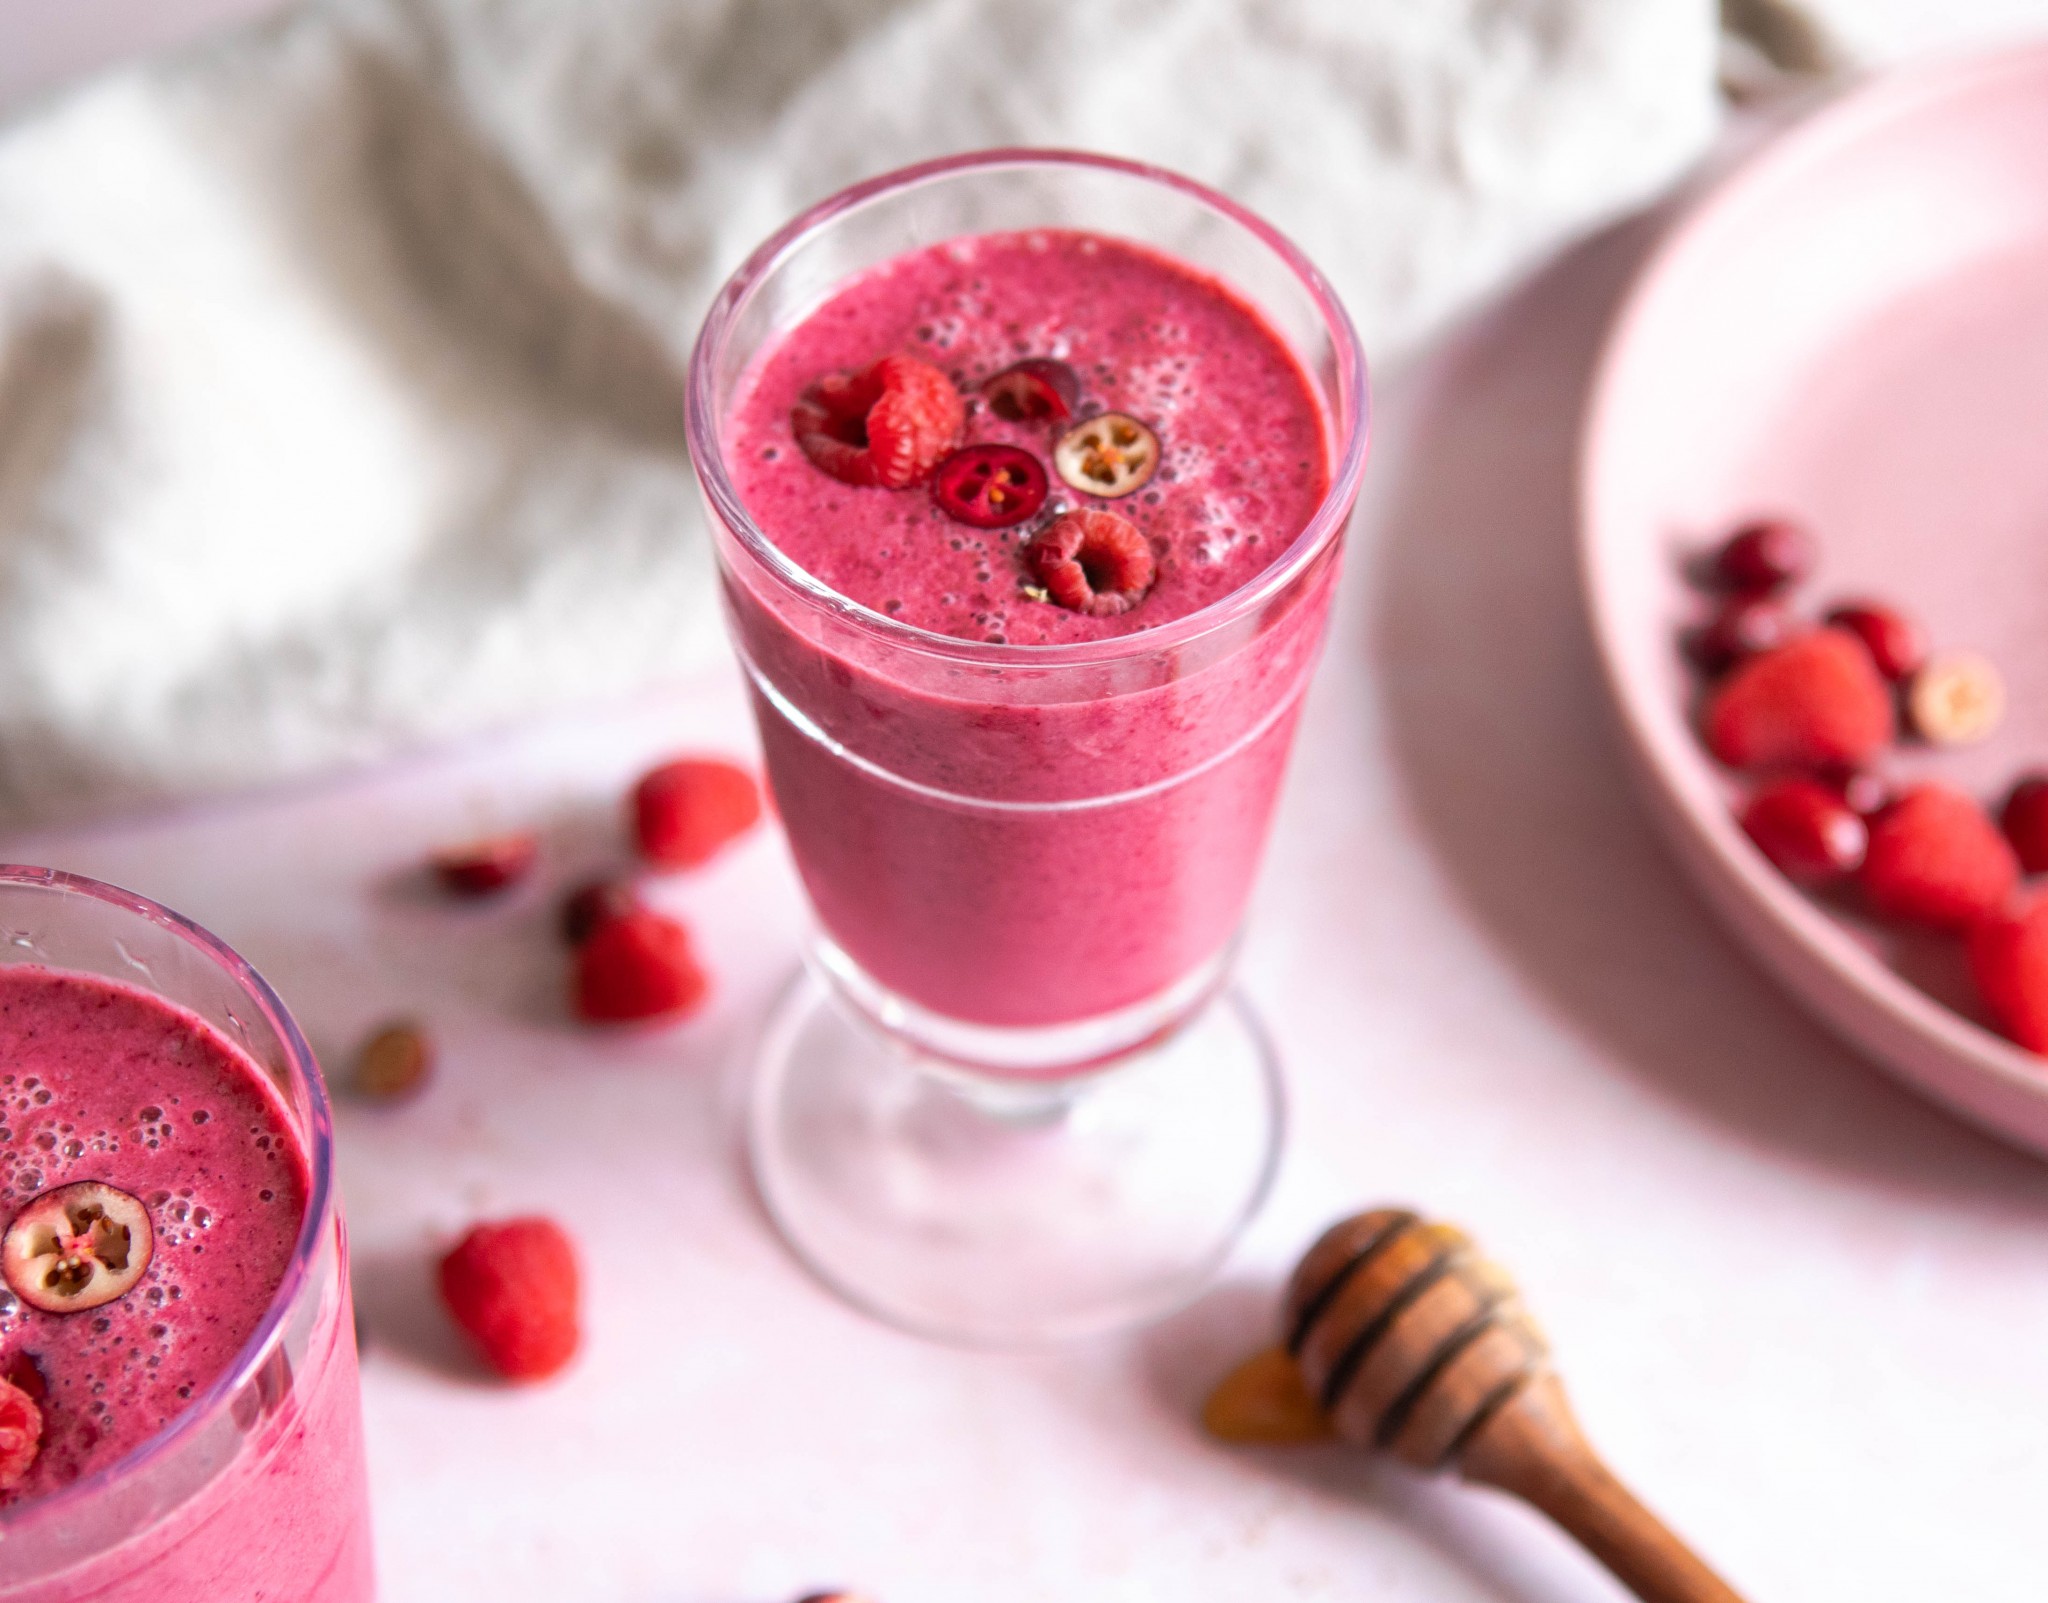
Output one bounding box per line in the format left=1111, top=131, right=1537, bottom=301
left=688, top=151, right=1367, bottom=1343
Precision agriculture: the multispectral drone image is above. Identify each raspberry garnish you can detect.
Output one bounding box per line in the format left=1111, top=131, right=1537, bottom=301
left=930, top=445, right=1049, bottom=529
left=1740, top=778, right=1868, bottom=884
left=572, top=907, right=709, bottom=1023
left=1, top=1182, right=154, bottom=1315
left=1823, top=600, right=1925, bottom=682
left=1860, top=783, right=2019, bottom=931
left=1702, top=627, right=1895, bottom=772
left=1024, top=510, right=1156, bottom=618
left=431, top=833, right=538, bottom=898
left=0, top=1374, right=42, bottom=1491
left=558, top=877, right=643, bottom=946
left=1970, top=896, right=2048, bottom=1053
left=1053, top=412, right=1159, bottom=499
left=437, top=1217, right=580, bottom=1382
left=355, top=1021, right=434, bottom=1102
left=982, top=358, right=1080, bottom=424
left=1712, top=517, right=1815, bottom=594
left=791, top=355, right=963, bottom=489
left=2001, top=775, right=2048, bottom=874
left=631, top=758, right=762, bottom=869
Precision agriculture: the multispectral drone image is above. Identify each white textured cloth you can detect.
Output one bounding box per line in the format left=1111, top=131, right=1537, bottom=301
left=0, top=0, right=1721, bottom=824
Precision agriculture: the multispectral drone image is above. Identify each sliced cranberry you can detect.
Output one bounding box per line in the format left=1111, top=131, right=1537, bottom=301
left=1025, top=510, right=1156, bottom=617
left=1740, top=778, right=1867, bottom=885
left=1905, top=651, right=2005, bottom=746
left=1713, top=517, right=1815, bottom=594
left=930, top=445, right=1049, bottom=529
left=1685, top=596, right=1799, bottom=675
left=982, top=359, right=1080, bottom=424
left=1823, top=600, right=1924, bottom=682
left=430, top=833, right=538, bottom=898
left=1053, top=412, right=1159, bottom=499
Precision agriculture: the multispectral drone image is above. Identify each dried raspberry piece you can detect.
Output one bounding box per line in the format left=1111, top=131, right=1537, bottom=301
left=1712, top=517, right=1815, bottom=594
left=437, top=1217, right=580, bottom=1382
left=930, top=445, right=1048, bottom=528
left=355, top=1022, right=433, bottom=1102
left=573, top=908, right=708, bottom=1023
left=1024, top=510, right=1156, bottom=618
left=431, top=833, right=538, bottom=898
left=1904, top=651, right=2004, bottom=746
left=1970, top=897, right=2048, bottom=1053
left=1860, top=784, right=2018, bottom=931
left=0, top=1374, right=41, bottom=1491
left=1053, top=412, right=1159, bottom=499
left=1823, top=601, right=1924, bottom=682
left=2002, top=775, right=2048, bottom=875
left=1685, top=595, right=1800, bottom=675
left=2, top=1183, right=154, bottom=1315
left=791, top=355, right=963, bottom=489
left=558, top=877, right=643, bottom=946
left=1702, top=627, right=1895, bottom=772
left=631, top=759, right=762, bottom=869
left=982, top=358, right=1080, bottom=424
left=1740, top=778, right=1868, bottom=885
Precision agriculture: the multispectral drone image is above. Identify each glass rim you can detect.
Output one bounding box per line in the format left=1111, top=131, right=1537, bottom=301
left=684, top=146, right=1370, bottom=667
left=0, top=863, right=336, bottom=1531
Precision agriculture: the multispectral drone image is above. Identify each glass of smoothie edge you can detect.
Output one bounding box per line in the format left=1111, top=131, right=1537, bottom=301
left=686, top=149, right=1368, bottom=1344
left=0, top=866, right=373, bottom=1600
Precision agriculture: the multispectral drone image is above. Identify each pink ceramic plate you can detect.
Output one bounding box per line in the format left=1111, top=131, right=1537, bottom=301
left=1582, top=46, right=2048, bottom=1157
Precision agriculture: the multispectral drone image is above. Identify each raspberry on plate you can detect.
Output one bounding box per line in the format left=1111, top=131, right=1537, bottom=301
left=0, top=1373, right=42, bottom=1490
left=1969, top=897, right=2048, bottom=1053
left=1859, top=783, right=2019, bottom=931
left=1025, top=510, right=1156, bottom=617
left=791, top=355, right=963, bottom=489
left=2001, top=775, right=2048, bottom=875
left=437, top=1217, right=581, bottom=1382
left=1702, top=627, right=1895, bottom=772
left=631, top=759, right=762, bottom=869
left=1740, top=778, right=1868, bottom=884
left=572, top=908, right=709, bottom=1023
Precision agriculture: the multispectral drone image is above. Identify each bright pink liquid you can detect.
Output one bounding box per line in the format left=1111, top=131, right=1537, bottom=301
left=0, top=969, right=370, bottom=1600
left=724, top=231, right=1339, bottom=1031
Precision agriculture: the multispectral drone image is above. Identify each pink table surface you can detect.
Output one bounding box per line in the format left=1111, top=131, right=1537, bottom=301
left=4, top=193, right=2047, bottom=1601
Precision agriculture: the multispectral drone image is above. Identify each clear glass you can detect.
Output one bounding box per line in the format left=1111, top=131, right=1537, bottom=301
left=0, top=866, right=373, bottom=1600
left=687, top=151, right=1368, bottom=1343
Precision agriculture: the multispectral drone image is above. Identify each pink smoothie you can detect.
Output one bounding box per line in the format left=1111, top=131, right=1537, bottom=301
left=720, top=230, right=1341, bottom=1033
left=0, top=967, right=371, bottom=1600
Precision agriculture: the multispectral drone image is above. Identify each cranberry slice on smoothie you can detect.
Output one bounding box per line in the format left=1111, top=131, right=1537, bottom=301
left=931, top=444, right=1049, bottom=528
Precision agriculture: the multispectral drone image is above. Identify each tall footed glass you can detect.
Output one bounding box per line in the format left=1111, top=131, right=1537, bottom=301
left=687, top=151, right=1368, bottom=1343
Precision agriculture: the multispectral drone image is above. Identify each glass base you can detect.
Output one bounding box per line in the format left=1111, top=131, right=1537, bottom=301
left=747, top=965, right=1285, bottom=1346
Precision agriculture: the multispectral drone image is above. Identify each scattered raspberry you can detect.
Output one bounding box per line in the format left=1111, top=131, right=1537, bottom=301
left=982, top=358, right=1080, bottom=424
left=1702, top=628, right=1895, bottom=772
left=437, top=1217, right=581, bottom=1383
left=1904, top=650, right=2004, bottom=746
left=355, top=1021, right=434, bottom=1102
left=2001, top=775, right=2048, bottom=875
left=431, top=833, right=538, bottom=898
left=1685, top=595, right=1800, bottom=675
left=791, top=355, right=963, bottom=489
left=1025, top=510, right=1156, bottom=617
left=1740, top=778, right=1868, bottom=885
left=1823, top=601, right=1924, bottom=682
left=572, top=908, right=709, bottom=1023
left=1969, top=897, right=2048, bottom=1053
left=1860, top=784, right=2018, bottom=931
left=558, top=877, right=643, bottom=946
left=0, top=1374, right=40, bottom=1490
left=631, top=759, right=762, bottom=869
left=930, top=444, right=1048, bottom=528
left=1712, top=517, right=1814, bottom=593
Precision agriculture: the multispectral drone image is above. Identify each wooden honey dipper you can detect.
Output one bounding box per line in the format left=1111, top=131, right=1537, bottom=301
left=1205, top=1208, right=1749, bottom=1603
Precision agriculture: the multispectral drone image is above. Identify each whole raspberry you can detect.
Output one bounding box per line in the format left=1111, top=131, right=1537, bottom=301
left=1702, top=627, right=1894, bottom=772
left=1025, top=510, right=1156, bottom=617
left=0, top=1373, right=43, bottom=1490
left=631, top=759, right=762, bottom=869
left=1970, top=897, right=2048, bottom=1053
left=573, top=908, right=709, bottom=1023
left=2001, top=775, right=2048, bottom=875
left=438, top=1218, right=581, bottom=1382
left=1860, top=784, right=2019, bottom=931
left=1739, top=778, right=1867, bottom=885
left=791, top=355, right=963, bottom=489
